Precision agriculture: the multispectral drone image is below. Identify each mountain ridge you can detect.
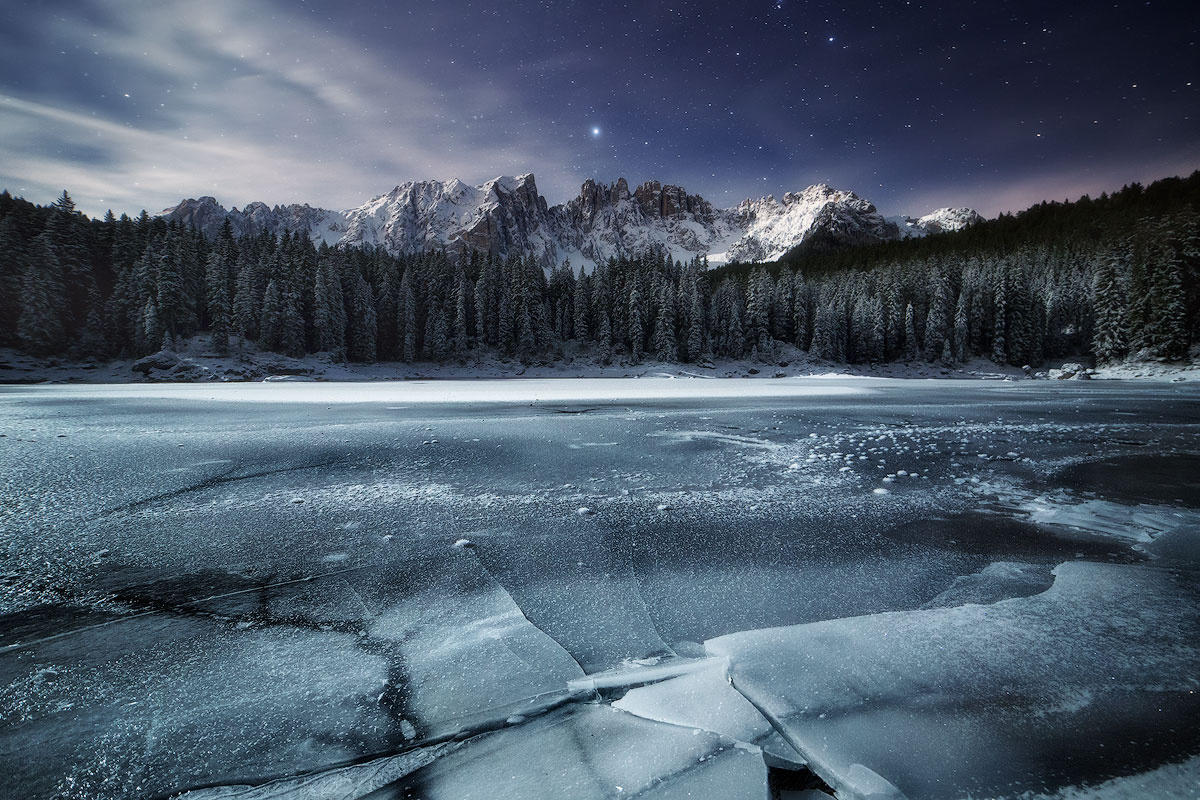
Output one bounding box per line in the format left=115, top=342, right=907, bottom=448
left=161, top=173, right=980, bottom=269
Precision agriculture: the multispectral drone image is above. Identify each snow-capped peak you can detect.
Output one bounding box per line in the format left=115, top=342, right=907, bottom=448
left=889, top=207, right=983, bottom=238
left=161, top=176, right=981, bottom=270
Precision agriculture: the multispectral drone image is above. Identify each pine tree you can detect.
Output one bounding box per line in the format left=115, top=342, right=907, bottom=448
left=233, top=251, right=261, bottom=341
left=628, top=284, right=645, bottom=362
left=426, top=306, right=449, bottom=360
left=205, top=250, right=231, bottom=353
left=867, top=295, right=885, bottom=363
left=17, top=233, right=66, bottom=355
left=953, top=291, right=969, bottom=361
left=686, top=277, right=705, bottom=362
left=812, top=302, right=846, bottom=362
left=398, top=268, right=417, bottom=362
left=923, top=273, right=951, bottom=360
left=280, top=287, right=306, bottom=358
left=792, top=272, right=811, bottom=351
left=453, top=266, right=471, bottom=355
left=155, top=235, right=187, bottom=345
left=597, top=312, right=612, bottom=363
left=1148, top=235, right=1188, bottom=360
left=75, top=285, right=106, bottom=358
left=903, top=303, right=919, bottom=361
left=1091, top=250, right=1126, bottom=363
left=141, top=299, right=161, bottom=352
left=773, top=272, right=794, bottom=343
left=259, top=279, right=284, bottom=351
left=348, top=273, right=377, bottom=362
left=652, top=282, right=678, bottom=361
left=0, top=216, right=28, bottom=346
left=991, top=268, right=1007, bottom=364
left=313, top=261, right=346, bottom=357
left=573, top=267, right=590, bottom=341
left=744, top=267, right=771, bottom=353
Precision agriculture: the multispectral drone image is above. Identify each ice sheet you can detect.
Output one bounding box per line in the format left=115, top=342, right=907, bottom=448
left=613, top=658, right=807, bottom=767
left=362, top=704, right=769, bottom=800
left=706, top=562, right=1200, bottom=799
left=361, top=548, right=586, bottom=737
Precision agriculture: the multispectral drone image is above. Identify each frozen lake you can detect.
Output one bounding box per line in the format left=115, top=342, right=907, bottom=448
left=1, top=378, right=1198, bottom=799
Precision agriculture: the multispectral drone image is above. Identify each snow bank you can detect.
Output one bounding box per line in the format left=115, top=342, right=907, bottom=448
left=0, top=377, right=874, bottom=405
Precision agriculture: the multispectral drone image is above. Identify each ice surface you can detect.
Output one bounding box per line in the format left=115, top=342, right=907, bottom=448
left=706, top=561, right=1200, bottom=799
left=3, top=380, right=1199, bottom=798
left=1013, top=755, right=1200, bottom=799
left=361, top=548, right=585, bottom=737
left=613, top=658, right=807, bottom=767
left=176, top=745, right=452, bottom=799
left=362, top=704, right=769, bottom=800
left=0, top=614, right=395, bottom=799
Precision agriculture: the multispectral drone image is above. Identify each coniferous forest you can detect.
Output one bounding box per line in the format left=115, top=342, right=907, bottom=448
left=2, top=172, right=1197, bottom=370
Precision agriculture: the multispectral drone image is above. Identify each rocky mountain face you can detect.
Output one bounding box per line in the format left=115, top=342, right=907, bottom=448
left=161, top=174, right=979, bottom=269
left=890, top=207, right=985, bottom=238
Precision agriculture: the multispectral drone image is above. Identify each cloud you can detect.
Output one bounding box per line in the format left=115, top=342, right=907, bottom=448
left=0, top=0, right=575, bottom=217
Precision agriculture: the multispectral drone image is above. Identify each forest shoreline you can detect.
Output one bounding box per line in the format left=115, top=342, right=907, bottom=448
left=3, top=339, right=1197, bottom=385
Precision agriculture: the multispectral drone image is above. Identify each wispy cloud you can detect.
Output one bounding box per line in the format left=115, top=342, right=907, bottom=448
left=0, top=0, right=573, bottom=216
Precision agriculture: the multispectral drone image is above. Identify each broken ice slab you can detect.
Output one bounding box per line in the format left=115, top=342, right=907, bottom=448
left=706, top=561, right=1200, bottom=800
left=919, top=560, right=1054, bottom=609
left=470, top=521, right=679, bottom=672
left=175, top=744, right=454, bottom=799
left=359, top=547, right=585, bottom=738
left=0, top=548, right=584, bottom=800
left=612, top=657, right=806, bottom=768
left=364, top=704, right=770, bottom=800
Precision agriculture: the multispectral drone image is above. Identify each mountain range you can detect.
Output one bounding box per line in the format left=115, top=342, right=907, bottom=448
left=161, top=174, right=981, bottom=269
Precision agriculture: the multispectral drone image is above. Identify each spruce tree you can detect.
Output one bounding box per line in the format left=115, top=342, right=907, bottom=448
left=1091, top=250, right=1127, bottom=363
left=652, top=282, right=678, bottom=361
left=398, top=268, right=417, bottom=362
left=687, top=278, right=705, bottom=362
left=17, top=234, right=66, bottom=355
left=1148, top=239, right=1188, bottom=360
left=628, top=284, right=645, bottom=362
left=348, top=274, right=377, bottom=362
left=259, top=279, right=284, bottom=351
left=280, top=287, right=306, bottom=358
left=923, top=274, right=951, bottom=360
left=597, top=312, right=613, bottom=363
left=313, top=261, right=346, bottom=357
left=991, top=268, right=1007, bottom=364
left=903, top=303, right=919, bottom=361
left=205, top=250, right=231, bottom=353
left=573, top=267, right=590, bottom=341
left=141, top=299, right=161, bottom=353
left=453, top=267, right=471, bottom=355
left=953, top=291, right=969, bottom=361
left=792, top=272, right=811, bottom=351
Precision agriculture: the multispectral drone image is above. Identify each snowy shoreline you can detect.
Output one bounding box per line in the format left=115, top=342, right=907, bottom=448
left=3, top=341, right=1198, bottom=386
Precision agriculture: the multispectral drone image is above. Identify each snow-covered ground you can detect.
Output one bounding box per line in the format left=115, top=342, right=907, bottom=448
left=4, top=337, right=1198, bottom=385
left=1, top=379, right=1198, bottom=799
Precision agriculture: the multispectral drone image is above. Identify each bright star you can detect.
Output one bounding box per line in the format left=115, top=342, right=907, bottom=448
left=591, top=126, right=601, bottom=137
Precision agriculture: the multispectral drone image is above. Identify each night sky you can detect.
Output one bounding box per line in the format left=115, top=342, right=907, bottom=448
left=0, top=0, right=1196, bottom=218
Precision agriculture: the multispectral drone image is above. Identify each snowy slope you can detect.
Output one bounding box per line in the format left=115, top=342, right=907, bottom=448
left=713, top=184, right=901, bottom=263
left=161, top=176, right=981, bottom=270
left=888, top=207, right=983, bottom=239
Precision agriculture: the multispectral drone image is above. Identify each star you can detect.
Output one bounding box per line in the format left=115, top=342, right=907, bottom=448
left=591, top=126, right=601, bottom=137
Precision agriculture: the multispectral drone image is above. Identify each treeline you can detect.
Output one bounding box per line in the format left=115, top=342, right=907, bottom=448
left=0, top=175, right=1197, bottom=368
